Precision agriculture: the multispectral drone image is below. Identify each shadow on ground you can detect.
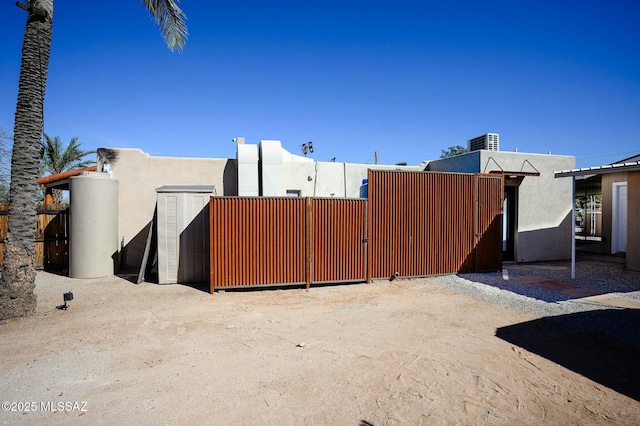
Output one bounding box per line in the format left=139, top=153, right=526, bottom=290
left=496, top=308, right=640, bottom=402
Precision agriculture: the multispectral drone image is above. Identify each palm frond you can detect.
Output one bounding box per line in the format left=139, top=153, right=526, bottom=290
left=141, top=0, right=188, bottom=52
left=42, top=134, right=95, bottom=175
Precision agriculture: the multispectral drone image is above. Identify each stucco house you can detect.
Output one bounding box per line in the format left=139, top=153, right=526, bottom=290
left=42, top=136, right=577, bottom=283
left=425, top=150, right=575, bottom=263
left=102, top=141, right=420, bottom=281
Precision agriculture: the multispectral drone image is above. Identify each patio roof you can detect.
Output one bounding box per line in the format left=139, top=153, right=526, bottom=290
left=555, top=161, right=640, bottom=178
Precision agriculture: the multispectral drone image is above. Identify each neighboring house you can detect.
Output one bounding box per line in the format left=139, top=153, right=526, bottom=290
left=574, top=174, right=603, bottom=238
left=555, top=154, right=640, bottom=272
left=425, top=150, right=575, bottom=263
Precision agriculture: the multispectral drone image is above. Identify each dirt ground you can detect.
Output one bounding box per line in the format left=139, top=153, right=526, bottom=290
left=1, top=271, right=639, bottom=425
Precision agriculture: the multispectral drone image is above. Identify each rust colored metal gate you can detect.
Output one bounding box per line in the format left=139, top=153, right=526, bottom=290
left=474, top=174, right=504, bottom=271
left=311, top=198, right=368, bottom=284
left=209, top=197, right=306, bottom=289
left=367, top=171, right=503, bottom=278
left=209, top=197, right=367, bottom=292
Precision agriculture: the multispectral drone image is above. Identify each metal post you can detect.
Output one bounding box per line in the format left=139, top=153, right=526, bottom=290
left=571, top=176, right=576, bottom=280
left=305, top=197, right=313, bottom=290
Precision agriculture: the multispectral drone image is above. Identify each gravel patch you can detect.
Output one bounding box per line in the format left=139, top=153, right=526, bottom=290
left=432, top=273, right=601, bottom=318
left=428, top=259, right=640, bottom=350
left=503, top=260, right=640, bottom=296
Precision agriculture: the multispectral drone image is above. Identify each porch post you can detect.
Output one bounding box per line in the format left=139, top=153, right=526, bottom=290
left=571, top=176, right=576, bottom=280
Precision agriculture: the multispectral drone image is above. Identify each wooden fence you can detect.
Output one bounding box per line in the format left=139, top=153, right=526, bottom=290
left=0, top=204, right=69, bottom=270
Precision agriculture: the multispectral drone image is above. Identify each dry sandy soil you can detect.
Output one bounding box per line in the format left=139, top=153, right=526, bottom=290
left=1, top=271, right=639, bottom=425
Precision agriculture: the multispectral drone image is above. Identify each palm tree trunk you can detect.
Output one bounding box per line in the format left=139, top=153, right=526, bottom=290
left=0, top=1, right=53, bottom=319
left=52, top=188, right=63, bottom=205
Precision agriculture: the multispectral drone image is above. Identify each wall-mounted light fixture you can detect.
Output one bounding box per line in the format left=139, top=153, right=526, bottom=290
left=301, top=141, right=314, bottom=156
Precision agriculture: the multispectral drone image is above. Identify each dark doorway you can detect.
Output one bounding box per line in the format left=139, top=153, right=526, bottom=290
left=503, top=184, right=518, bottom=261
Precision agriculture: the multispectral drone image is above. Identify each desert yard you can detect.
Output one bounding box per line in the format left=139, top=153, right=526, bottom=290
left=1, top=267, right=639, bottom=425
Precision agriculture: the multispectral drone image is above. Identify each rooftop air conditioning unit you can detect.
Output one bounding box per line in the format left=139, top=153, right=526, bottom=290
left=467, top=133, right=499, bottom=152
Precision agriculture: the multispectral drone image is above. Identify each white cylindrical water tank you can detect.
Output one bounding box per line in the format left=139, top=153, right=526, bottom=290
left=69, top=172, right=119, bottom=278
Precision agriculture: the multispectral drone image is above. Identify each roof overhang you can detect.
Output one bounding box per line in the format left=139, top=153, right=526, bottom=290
left=555, top=161, right=640, bottom=178
left=38, top=166, right=98, bottom=190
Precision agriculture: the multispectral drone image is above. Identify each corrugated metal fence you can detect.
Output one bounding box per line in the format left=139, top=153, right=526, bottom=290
left=369, top=171, right=503, bottom=276
left=209, top=197, right=368, bottom=291
left=210, top=197, right=307, bottom=288
left=209, top=171, right=502, bottom=293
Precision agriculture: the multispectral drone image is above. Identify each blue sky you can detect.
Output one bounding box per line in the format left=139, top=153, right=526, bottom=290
left=1, top=0, right=639, bottom=168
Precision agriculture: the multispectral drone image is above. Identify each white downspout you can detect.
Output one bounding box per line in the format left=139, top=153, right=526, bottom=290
left=344, top=162, right=347, bottom=197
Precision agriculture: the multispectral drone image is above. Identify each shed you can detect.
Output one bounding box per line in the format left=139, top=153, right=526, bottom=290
left=156, top=185, right=216, bottom=284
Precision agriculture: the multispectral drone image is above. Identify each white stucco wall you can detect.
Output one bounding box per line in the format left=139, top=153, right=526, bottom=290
left=424, top=151, right=481, bottom=173
left=255, top=140, right=421, bottom=198
left=481, top=151, right=574, bottom=262
left=260, top=140, right=287, bottom=196
left=237, top=143, right=259, bottom=196
left=281, top=161, right=421, bottom=197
